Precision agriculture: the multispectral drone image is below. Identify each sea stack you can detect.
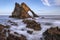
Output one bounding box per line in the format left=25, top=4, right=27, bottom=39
left=10, top=2, right=39, bottom=19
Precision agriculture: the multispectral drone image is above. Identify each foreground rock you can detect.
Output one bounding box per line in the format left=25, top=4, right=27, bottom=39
left=10, top=2, right=39, bottom=19
left=8, top=20, right=18, bottom=26
left=0, top=24, right=10, bottom=40
left=7, top=34, right=27, bottom=40
left=43, top=27, right=60, bottom=40
left=23, top=20, right=41, bottom=31
left=0, top=24, right=27, bottom=40
left=0, top=32, right=6, bottom=40
left=0, top=24, right=10, bottom=32
left=0, top=24, right=5, bottom=32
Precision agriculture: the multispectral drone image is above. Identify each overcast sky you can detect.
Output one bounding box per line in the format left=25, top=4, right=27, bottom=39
left=0, top=0, right=60, bottom=15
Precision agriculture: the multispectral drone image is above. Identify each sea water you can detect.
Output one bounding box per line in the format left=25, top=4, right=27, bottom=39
left=0, top=15, right=60, bottom=40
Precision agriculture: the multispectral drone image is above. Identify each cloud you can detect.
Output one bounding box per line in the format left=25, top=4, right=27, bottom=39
left=54, top=0, right=60, bottom=6
left=41, top=0, right=51, bottom=6
left=41, top=0, right=60, bottom=6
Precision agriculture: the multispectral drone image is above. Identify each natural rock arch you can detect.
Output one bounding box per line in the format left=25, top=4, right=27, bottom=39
left=10, top=2, right=39, bottom=19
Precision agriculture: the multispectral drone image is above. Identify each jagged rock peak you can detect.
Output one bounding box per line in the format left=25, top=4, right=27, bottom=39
left=21, top=2, right=28, bottom=7
left=21, top=2, right=26, bottom=5
left=15, top=2, right=20, bottom=7
left=9, top=2, right=39, bottom=19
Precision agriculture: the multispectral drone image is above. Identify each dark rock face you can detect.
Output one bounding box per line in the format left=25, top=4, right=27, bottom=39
left=27, top=30, right=33, bottom=34
left=0, top=33, right=6, bottom=40
left=0, top=24, right=10, bottom=32
left=11, top=3, right=21, bottom=18
left=10, top=2, right=39, bottom=19
left=0, top=24, right=5, bottom=32
left=30, top=9, right=39, bottom=17
left=45, top=23, right=52, bottom=25
left=7, top=34, right=27, bottom=40
left=23, top=20, right=41, bottom=31
left=43, top=27, right=60, bottom=40
left=0, top=24, right=27, bottom=40
left=0, top=24, right=9, bottom=40
left=8, top=20, right=18, bottom=26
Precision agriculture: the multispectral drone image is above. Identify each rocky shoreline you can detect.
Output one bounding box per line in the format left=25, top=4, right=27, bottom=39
left=0, top=19, right=41, bottom=40
left=0, top=20, right=60, bottom=40
left=0, top=2, right=60, bottom=40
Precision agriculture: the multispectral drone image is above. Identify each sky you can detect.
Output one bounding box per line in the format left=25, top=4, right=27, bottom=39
left=0, top=0, right=60, bottom=15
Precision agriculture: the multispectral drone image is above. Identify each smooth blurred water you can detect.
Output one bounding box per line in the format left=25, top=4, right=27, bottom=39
left=0, top=15, right=60, bottom=40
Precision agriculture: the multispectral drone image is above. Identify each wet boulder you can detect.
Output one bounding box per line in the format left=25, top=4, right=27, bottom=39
left=45, top=23, right=52, bottom=25
left=0, top=24, right=10, bottom=32
left=23, top=20, right=41, bottom=31
left=43, top=27, right=60, bottom=40
left=0, top=24, right=11, bottom=40
left=27, top=30, right=33, bottom=34
left=8, top=20, right=18, bottom=26
left=0, top=32, right=6, bottom=40
left=7, top=34, right=27, bottom=40
left=19, top=34, right=27, bottom=40
left=0, top=24, right=27, bottom=40
left=0, top=24, right=5, bottom=32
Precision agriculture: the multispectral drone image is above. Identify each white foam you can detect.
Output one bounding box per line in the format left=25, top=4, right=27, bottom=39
left=4, top=17, right=60, bottom=40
